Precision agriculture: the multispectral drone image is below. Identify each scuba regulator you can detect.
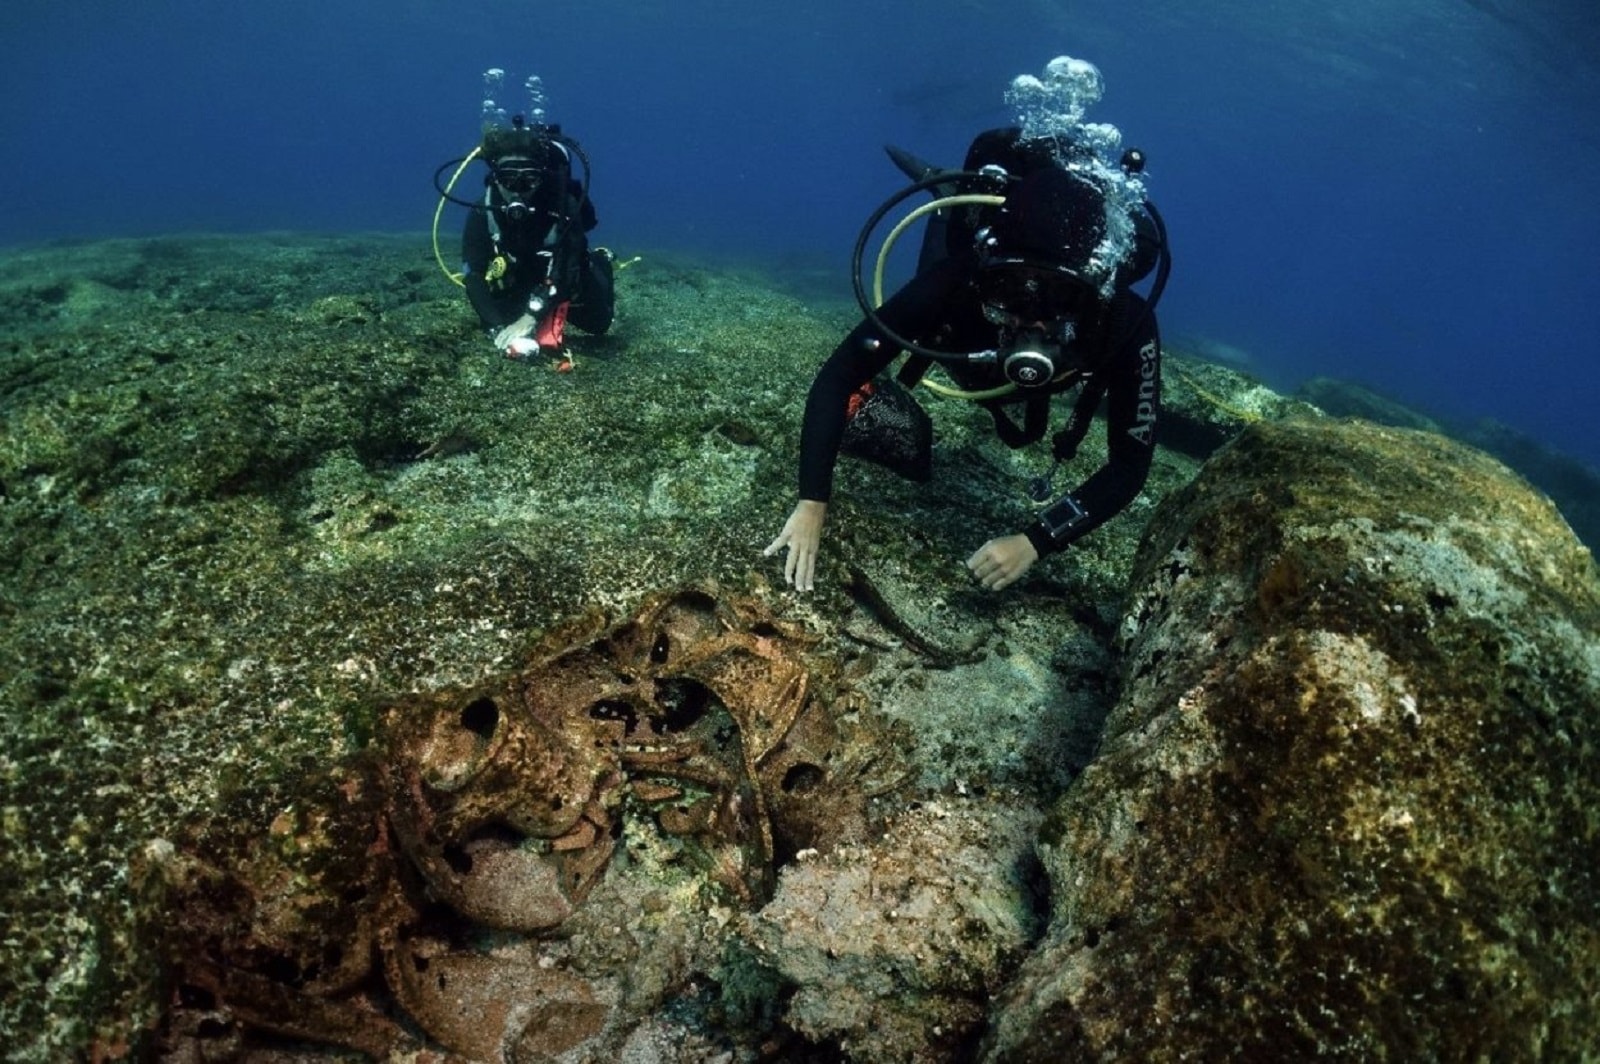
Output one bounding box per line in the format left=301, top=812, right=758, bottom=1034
left=851, top=147, right=1170, bottom=396
left=974, top=246, right=1103, bottom=388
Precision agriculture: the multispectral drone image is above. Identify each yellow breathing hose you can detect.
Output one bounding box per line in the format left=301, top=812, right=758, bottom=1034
left=870, top=192, right=1067, bottom=401
left=1169, top=365, right=1263, bottom=423
left=432, top=147, right=483, bottom=287
left=872, top=194, right=1005, bottom=308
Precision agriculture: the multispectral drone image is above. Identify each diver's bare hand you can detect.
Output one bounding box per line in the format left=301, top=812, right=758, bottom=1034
left=967, top=534, right=1039, bottom=591
left=764, top=500, right=828, bottom=592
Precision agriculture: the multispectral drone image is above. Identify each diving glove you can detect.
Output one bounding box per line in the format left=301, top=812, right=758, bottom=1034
left=504, top=336, right=542, bottom=359
left=491, top=313, right=537, bottom=352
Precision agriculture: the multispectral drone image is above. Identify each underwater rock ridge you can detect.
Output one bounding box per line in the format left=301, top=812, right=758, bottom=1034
left=13, top=236, right=1600, bottom=1062
left=982, top=417, right=1600, bottom=1061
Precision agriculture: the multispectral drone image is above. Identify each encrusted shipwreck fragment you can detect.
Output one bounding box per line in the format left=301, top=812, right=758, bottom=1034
left=153, top=586, right=888, bottom=1060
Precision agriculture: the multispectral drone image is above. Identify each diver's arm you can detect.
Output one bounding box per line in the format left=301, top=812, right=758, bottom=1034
left=460, top=212, right=512, bottom=330
left=573, top=179, right=598, bottom=232
left=796, top=260, right=962, bottom=501
left=550, top=218, right=592, bottom=306
left=773, top=261, right=960, bottom=591
left=1025, top=306, right=1160, bottom=557
left=773, top=327, right=897, bottom=593
left=795, top=320, right=901, bottom=501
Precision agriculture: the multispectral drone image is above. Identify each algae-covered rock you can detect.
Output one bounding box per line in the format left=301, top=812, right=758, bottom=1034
left=8, top=234, right=1595, bottom=1062
left=0, top=235, right=847, bottom=1058
left=1297, top=375, right=1600, bottom=551
left=0, top=234, right=1186, bottom=1060
left=1158, top=348, right=1319, bottom=457
left=742, top=798, right=1044, bottom=1063
left=1294, top=375, right=1444, bottom=434
left=1456, top=416, right=1600, bottom=554
left=984, top=417, right=1600, bottom=1061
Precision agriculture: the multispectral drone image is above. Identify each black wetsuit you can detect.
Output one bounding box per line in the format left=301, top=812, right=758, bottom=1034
left=461, top=177, right=614, bottom=338
left=797, top=253, right=1160, bottom=558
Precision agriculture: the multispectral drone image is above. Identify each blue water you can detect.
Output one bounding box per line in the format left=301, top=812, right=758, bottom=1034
left=4, top=0, right=1598, bottom=469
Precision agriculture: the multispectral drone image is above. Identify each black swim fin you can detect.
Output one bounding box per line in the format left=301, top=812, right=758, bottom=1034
left=883, top=143, right=959, bottom=274
left=884, top=144, right=939, bottom=182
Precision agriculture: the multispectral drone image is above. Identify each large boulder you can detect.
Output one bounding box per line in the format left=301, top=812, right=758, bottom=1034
left=985, top=417, right=1600, bottom=1060
left=1296, top=376, right=1600, bottom=552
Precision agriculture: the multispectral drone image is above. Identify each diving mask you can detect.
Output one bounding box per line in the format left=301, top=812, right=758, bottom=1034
left=978, top=259, right=1097, bottom=326
left=494, top=166, right=542, bottom=196
left=492, top=160, right=543, bottom=222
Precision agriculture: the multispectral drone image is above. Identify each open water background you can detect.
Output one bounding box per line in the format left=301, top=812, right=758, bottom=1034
left=3, top=0, right=1598, bottom=469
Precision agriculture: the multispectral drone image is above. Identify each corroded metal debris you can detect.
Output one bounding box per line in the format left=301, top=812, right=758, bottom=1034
left=152, top=586, right=894, bottom=1060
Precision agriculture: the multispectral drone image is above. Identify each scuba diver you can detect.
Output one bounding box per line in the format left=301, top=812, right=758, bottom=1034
left=765, top=57, right=1170, bottom=592
left=432, top=70, right=614, bottom=367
